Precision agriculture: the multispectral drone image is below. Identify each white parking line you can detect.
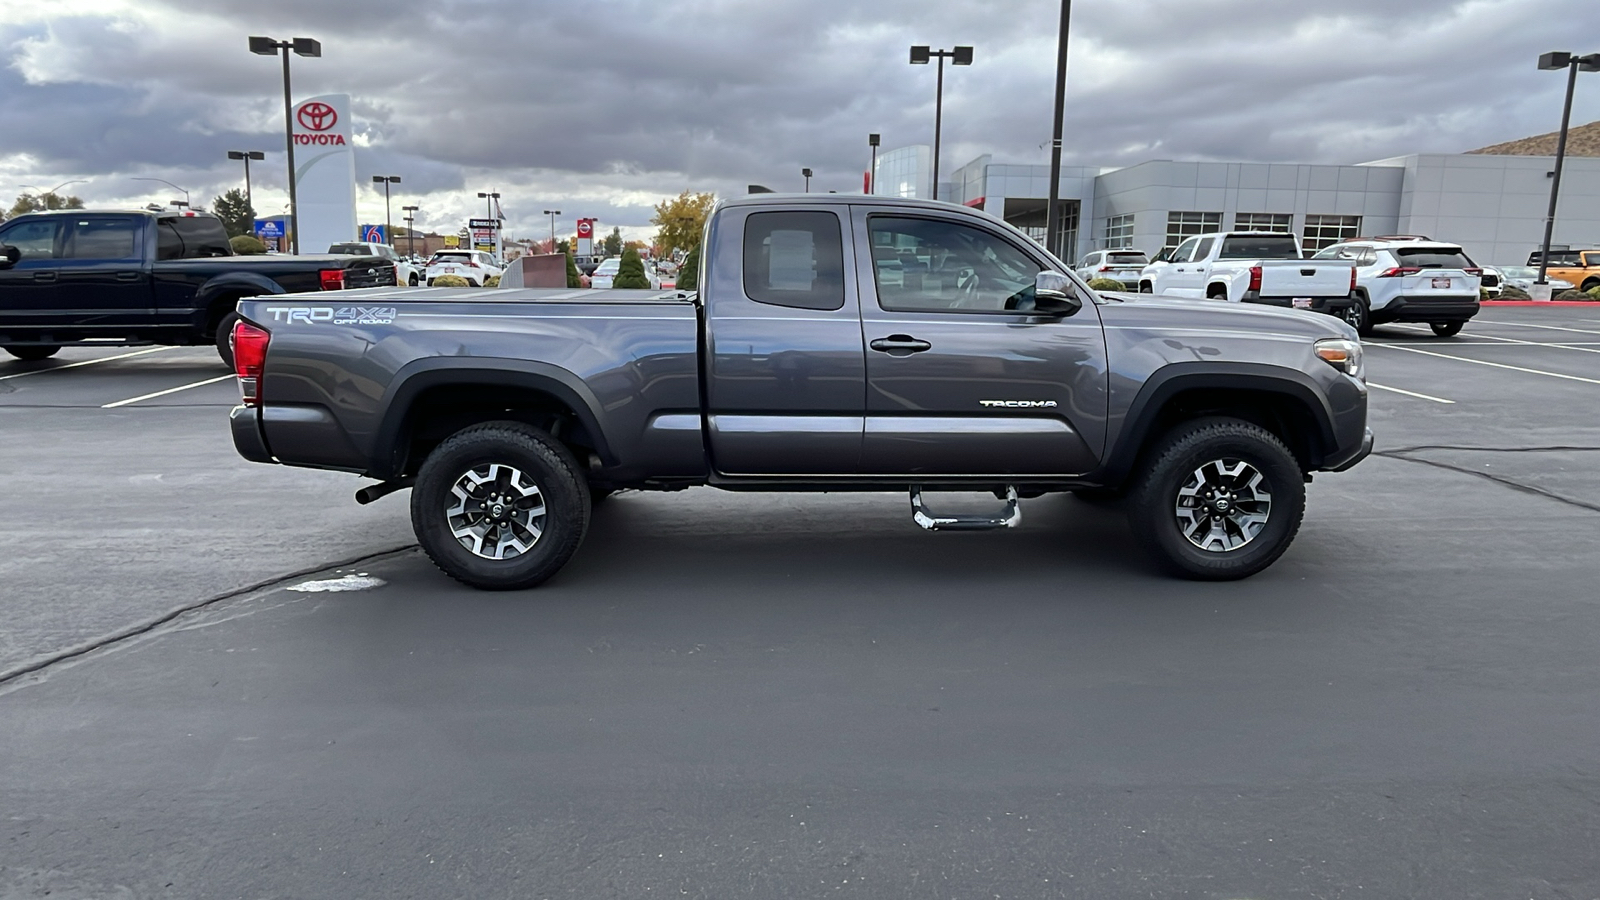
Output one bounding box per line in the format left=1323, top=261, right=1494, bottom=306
left=0, top=346, right=174, bottom=382
left=1367, top=382, right=1455, bottom=403
left=101, top=374, right=235, bottom=408
left=1480, top=320, right=1600, bottom=337
left=1369, top=343, right=1600, bottom=385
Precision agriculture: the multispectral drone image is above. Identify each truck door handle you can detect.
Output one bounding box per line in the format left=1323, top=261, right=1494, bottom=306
left=116, top=271, right=141, bottom=281
left=33, top=271, right=56, bottom=283
left=870, top=335, right=932, bottom=354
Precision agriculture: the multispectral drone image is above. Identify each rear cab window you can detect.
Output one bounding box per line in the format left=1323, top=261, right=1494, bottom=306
left=157, top=217, right=232, bottom=259
left=741, top=211, right=845, bottom=311
left=1220, top=235, right=1300, bottom=259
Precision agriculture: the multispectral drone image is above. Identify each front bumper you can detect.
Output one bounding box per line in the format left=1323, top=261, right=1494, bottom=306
left=1373, top=295, right=1479, bottom=323
left=1323, top=427, right=1374, bottom=473
left=230, top=405, right=274, bottom=464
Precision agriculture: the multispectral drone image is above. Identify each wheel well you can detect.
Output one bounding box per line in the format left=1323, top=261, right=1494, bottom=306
left=1140, top=387, right=1324, bottom=472
left=397, top=383, right=599, bottom=478
left=205, top=293, right=251, bottom=338
left=1205, top=283, right=1228, bottom=299
left=1582, top=278, right=1599, bottom=292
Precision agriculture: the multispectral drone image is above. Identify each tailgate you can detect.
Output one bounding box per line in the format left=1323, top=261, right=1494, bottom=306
left=1258, top=262, right=1352, bottom=298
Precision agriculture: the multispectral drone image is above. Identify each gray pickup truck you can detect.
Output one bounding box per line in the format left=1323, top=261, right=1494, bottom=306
left=231, top=194, right=1371, bottom=587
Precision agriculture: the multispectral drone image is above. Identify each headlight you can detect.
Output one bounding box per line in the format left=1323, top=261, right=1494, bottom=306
left=1315, top=338, right=1364, bottom=380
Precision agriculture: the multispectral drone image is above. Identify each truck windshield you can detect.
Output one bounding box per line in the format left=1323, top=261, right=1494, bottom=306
left=1218, top=235, right=1300, bottom=260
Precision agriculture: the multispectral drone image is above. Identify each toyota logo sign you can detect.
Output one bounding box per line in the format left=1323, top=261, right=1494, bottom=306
left=297, top=102, right=337, bottom=131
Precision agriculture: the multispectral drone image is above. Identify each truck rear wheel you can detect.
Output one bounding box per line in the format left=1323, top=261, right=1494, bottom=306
left=1430, top=321, right=1464, bottom=338
left=215, top=312, right=240, bottom=368
left=4, top=345, right=60, bottom=361
left=1127, top=417, right=1305, bottom=580
left=1341, top=297, right=1372, bottom=336
left=411, top=421, right=590, bottom=590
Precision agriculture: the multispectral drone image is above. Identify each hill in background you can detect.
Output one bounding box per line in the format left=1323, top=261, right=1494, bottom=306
left=1467, top=120, right=1600, bottom=157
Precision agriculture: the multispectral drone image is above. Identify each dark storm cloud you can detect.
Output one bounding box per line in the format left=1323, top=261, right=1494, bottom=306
left=4, top=0, right=1596, bottom=235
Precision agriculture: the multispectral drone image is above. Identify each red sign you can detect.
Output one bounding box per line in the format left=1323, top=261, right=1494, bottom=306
left=297, top=102, right=337, bottom=131
left=576, top=219, right=593, bottom=238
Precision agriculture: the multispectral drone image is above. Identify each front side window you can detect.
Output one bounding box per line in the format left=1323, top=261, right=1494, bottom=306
left=0, top=219, right=61, bottom=260
left=742, top=210, right=844, bottom=311
left=867, top=215, right=1042, bottom=313
left=1169, top=237, right=1201, bottom=264
left=65, top=218, right=139, bottom=259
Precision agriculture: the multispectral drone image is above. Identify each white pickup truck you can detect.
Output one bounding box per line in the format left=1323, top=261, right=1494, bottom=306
left=1139, top=231, right=1357, bottom=324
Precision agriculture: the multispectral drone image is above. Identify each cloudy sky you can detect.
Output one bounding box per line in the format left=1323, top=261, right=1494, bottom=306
left=2, top=0, right=1595, bottom=243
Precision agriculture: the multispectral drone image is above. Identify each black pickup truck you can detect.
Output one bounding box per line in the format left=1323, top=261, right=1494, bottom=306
left=0, top=209, right=397, bottom=365
left=231, top=194, right=1372, bottom=587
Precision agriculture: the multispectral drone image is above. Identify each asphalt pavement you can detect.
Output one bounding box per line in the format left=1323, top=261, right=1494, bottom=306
left=2, top=307, right=1599, bottom=899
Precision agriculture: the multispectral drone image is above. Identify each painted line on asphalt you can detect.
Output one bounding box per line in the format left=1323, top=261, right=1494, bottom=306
left=1377, top=326, right=1600, bottom=355
left=1369, top=343, right=1600, bottom=385
left=1367, top=382, right=1455, bottom=404
left=0, top=346, right=174, bottom=382
left=101, top=374, right=235, bottom=408
left=1480, top=320, right=1600, bottom=337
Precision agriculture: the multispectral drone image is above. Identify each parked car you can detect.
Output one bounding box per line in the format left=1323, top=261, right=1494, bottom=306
left=1074, top=249, right=1149, bottom=289
left=1138, top=231, right=1358, bottom=323
left=328, top=242, right=422, bottom=286
left=425, top=250, right=502, bottom=287
left=1526, top=248, right=1600, bottom=293
left=588, top=256, right=621, bottom=288
left=1313, top=238, right=1483, bottom=336
left=1496, top=265, right=1574, bottom=294
left=1478, top=265, right=1502, bottom=298
left=0, top=209, right=395, bottom=366
left=231, top=194, right=1371, bottom=589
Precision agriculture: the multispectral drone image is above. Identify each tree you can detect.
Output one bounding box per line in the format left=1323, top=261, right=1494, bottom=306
left=230, top=234, right=267, bottom=255
left=677, top=242, right=701, bottom=291
left=210, top=188, right=255, bottom=238
left=650, top=190, right=715, bottom=258
left=612, top=246, right=650, bottom=289
left=564, top=249, right=583, bottom=288
left=603, top=226, right=623, bottom=257
left=6, top=191, right=83, bottom=221
left=556, top=238, right=571, bottom=255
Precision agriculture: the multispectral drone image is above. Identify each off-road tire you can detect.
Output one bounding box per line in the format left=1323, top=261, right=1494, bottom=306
left=411, top=421, right=590, bottom=590
left=215, top=312, right=241, bottom=368
left=4, top=345, right=60, bottom=361
left=1127, top=417, right=1305, bottom=580
left=1430, top=321, right=1464, bottom=338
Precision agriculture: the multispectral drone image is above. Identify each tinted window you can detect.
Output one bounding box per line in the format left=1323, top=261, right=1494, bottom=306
left=742, top=211, right=845, bottom=311
left=1107, top=251, right=1149, bottom=265
left=65, top=218, right=139, bottom=259
left=0, top=219, right=61, bottom=260
left=1528, top=250, right=1580, bottom=266
left=162, top=217, right=231, bottom=258
left=328, top=243, right=374, bottom=255
left=1194, top=237, right=1216, bottom=260
left=867, top=215, right=1042, bottom=313
left=1220, top=235, right=1300, bottom=259
left=1395, top=247, right=1474, bottom=269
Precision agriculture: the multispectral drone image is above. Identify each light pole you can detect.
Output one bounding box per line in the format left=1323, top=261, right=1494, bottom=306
left=1045, top=0, right=1072, bottom=261
left=402, top=205, right=419, bottom=257
left=227, top=151, right=265, bottom=218
left=543, top=209, right=561, bottom=252
left=477, top=191, right=501, bottom=220
left=372, top=175, right=401, bottom=245
left=909, top=44, right=973, bottom=202
left=249, top=35, right=322, bottom=254
left=131, top=177, right=189, bottom=207
left=801, top=168, right=813, bottom=192
left=1533, top=50, right=1600, bottom=289
left=868, top=134, right=880, bottom=194
left=19, top=180, right=86, bottom=209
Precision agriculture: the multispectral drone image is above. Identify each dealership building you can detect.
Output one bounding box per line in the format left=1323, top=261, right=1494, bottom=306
left=871, top=144, right=1600, bottom=268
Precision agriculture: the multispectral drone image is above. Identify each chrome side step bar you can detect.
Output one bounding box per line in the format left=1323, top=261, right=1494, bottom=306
left=909, top=486, right=1021, bottom=531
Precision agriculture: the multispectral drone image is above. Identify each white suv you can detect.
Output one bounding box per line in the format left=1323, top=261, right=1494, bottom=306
left=1313, top=238, right=1482, bottom=337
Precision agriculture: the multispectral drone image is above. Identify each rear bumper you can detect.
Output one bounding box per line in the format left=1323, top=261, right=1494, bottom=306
left=1373, top=295, right=1480, bottom=323
left=1242, top=292, right=1356, bottom=314
left=230, top=405, right=274, bottom=464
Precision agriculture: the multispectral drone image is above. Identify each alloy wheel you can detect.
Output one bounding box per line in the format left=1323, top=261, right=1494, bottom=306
left=446, top=463, right=547, bottom=559
left=1174, top=458, right=1273, bottom=552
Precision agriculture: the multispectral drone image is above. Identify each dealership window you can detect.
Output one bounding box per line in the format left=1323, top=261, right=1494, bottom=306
left=1104, top=214, right=1135, bottom=250
left=1234, top=212, right=1293, bottom=233
left=1302, top=215, right=1362, bottom=253
left=741, top=210, right=845, bottom=311
left=1165, top=211, right=1222, bottom=251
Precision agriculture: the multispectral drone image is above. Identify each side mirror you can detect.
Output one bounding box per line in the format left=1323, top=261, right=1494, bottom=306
left=1033, top=271, right=1083, bottom=317
left=0, top=245, right=19, bottom=269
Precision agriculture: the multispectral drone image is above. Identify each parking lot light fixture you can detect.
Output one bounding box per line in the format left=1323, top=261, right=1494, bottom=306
left=801, top=168, right=813, bottom=192
left=131, top=177, right=189, bottom=207
left=372, top=175, right=401, bottom=245
left=1534, top=50, right=1600, bottom=287
left=868, top=134, right=880, bottom=194
left=250, top=35, right=321, bottom=254
left=227, top=151, right=265, bottom=217
left=477, top=191, right=501, bottom=221
left=908, top=44, right=973, bottom=201
left=543, top=210, right=561, bottom=252
left=402, top=205, right=419, bottom=257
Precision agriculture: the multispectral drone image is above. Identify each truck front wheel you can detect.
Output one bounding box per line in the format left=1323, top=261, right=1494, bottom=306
left=411, top=421, right=591, bottom=590
left=1127, top=417, right=1305, bottom=580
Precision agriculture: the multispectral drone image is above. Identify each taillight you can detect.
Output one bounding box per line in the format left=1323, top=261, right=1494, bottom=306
left=464, top=261, right=481, bottom=268
left=1248, top=265, right=1262, bottom=292
left=1098, top=265, right=1111, bottom=272
left=1463, top=267, right=1482, bottom=276
left=1350, top=265, right=1358, bottom=291
left=1378, top=266, right=1421, bottom=278
left=232, top=320, right=270, bottom=408
left=319, top=268, right=346, bottom=290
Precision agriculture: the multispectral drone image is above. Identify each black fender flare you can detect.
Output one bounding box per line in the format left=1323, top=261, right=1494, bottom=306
left=1094, top=362, right=1338, bottom=487
left=370, top=357, right=616, bottom=479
